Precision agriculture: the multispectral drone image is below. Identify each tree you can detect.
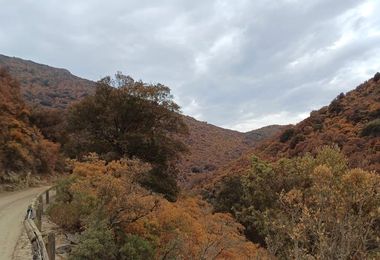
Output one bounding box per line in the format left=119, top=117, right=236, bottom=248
left=65, top=72, right=188, bottom=200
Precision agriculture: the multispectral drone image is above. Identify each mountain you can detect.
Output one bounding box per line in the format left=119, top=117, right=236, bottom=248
left=204, top=74, right=380, bottom=190
left=0, top=54, right=95, bottom=109
left=256, top=74, right=380, bottom=172
left=0, top=54, right=285, bottom=185
left=177, top=116, right=285, bottom=187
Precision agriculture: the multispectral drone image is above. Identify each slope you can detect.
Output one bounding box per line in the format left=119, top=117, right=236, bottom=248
left=178, top=116, right=285, bottom=188
left=206, top=73, right=380, bottom=192
left=0, top=54, right=95, bottom=109
left=257, top=73, right=380, bottom=172
left=0, top=69, right=59, bottom=185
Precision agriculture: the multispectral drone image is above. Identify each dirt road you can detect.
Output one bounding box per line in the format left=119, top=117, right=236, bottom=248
left=0, top=187, right=48, bottom=260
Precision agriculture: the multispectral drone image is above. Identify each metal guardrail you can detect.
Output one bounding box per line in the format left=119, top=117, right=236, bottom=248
left=24, top=188, right=55, bottom=260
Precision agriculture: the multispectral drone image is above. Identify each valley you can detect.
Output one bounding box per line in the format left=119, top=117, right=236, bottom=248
left=0, top=54, right=379, bottom=259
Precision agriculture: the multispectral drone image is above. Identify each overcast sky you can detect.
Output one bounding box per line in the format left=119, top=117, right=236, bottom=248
left=1, top=0, right=379, bottom=131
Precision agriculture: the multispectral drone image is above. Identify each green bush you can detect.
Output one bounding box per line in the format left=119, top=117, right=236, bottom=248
left=289, top=133, right=305, bottom=149
left=361, top=119, right=380, bottom=137
left=140, top=166, right=179, bottom=202
left=213, top=175, right=244, bottom=212
left=279, top=128, right=295, bottom=143
left=119, top=234, right=155, bottom=260
left=70, top=222, right=117, bottom=260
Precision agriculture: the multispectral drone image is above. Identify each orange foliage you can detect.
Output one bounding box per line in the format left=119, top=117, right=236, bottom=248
left=0, top=54, right=94, bottom=109
left=0, top=69, right=60, bottom=177
left=128, top=196, right=267, bottom=259
left=256, top=75, right=380, bottom=173
left=52, top=155, right=268, bottom=259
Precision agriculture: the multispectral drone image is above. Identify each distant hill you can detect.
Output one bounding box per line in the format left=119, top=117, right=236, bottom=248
left=0, top=54, right=285, bottom=186
left=178, top=116, right=285, bottom=188
left=244, top=124, right=290, bottom=146
left=0, top=54, right=95, bottom=109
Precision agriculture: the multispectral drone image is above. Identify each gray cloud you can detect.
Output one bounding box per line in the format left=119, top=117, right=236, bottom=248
left=1, top=0, right=379, bottom=131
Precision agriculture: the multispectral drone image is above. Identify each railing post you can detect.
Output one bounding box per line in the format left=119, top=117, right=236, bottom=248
left=47, top=232, right=55, bottom=260
left=36, top=196, right=43, bottom=231
left=46, top=190, right=50, bottom=204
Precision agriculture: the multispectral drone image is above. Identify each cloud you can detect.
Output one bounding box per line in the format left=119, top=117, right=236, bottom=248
left=0, top=0, right=379, bottom=132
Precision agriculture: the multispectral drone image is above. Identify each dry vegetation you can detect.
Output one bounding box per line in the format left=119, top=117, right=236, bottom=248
left=204, top=74, right=380, bottom=191
left=212, top=146, right=380, bottom=259
left=256, top=74, right=380, bottom=172
left=0, top=54, right=94, bottom=109
left=49, top=155, right=267, bottom=259
left=0, top=69, right=60, bottom=187
left=177, top=116, right=284, bottom=189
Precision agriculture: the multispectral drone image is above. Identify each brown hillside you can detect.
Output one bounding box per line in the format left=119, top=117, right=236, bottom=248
left=205, top=74, right=380, bottom=191
left=0, top=54, right=95, bottom=109
left=178, top=116, right=285, bottom=188
left=0, top=69, right=59, bottom=183
left=257, top=74, right=380, bottom=172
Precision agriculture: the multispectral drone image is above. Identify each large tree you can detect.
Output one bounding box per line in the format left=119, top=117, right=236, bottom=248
left=66, top=72, right=188, bottom=201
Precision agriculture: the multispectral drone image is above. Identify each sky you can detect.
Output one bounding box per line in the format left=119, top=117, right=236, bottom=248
left=0, top=0, right=379, bottom=132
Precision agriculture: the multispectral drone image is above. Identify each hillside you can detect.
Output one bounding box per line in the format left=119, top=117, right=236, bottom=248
left=178, top=116, right=285, bottom=187
left=257, top=74, right=380, bottom=172
left=0, top=69, right=59, bottom=186
left=0, top=54, right=94, bottom=109
left=0, top=54, right=285, bottom=186
left=205, top=74, right=380, bottom=191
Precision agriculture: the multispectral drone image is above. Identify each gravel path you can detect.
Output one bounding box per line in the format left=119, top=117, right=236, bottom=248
left=0, top=187, right=48, bottom=260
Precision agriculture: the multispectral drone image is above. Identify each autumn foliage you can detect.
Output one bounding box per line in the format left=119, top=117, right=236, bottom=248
left=256, top=75, right=380, bottom=172
left=0, top=54, right=95, bottom=109
left=0, top=69, right=59, bottom=181
left=49, top=155, right=267, bottom=259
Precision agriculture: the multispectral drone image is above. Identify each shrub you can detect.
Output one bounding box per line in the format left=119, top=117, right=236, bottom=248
left=140, top=166, right=179, bottom=202
left=279, top=128, right=295, bottom=143
left=119, top=234, right=155, bottom=260
left=374, top=72, right=380, bottom=82
left=213, top=147, right=380, bottom=258
left=289, top=134, right=305, bottom=149
left=328, top=94, right=344, bottom=114
left=69, top=222, right=117, bottom=260
left=214, top=175, right=244, bottom=212
left=361, top=119, right=380, bottom=137
left=48, top=203, right=82, bottom=231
